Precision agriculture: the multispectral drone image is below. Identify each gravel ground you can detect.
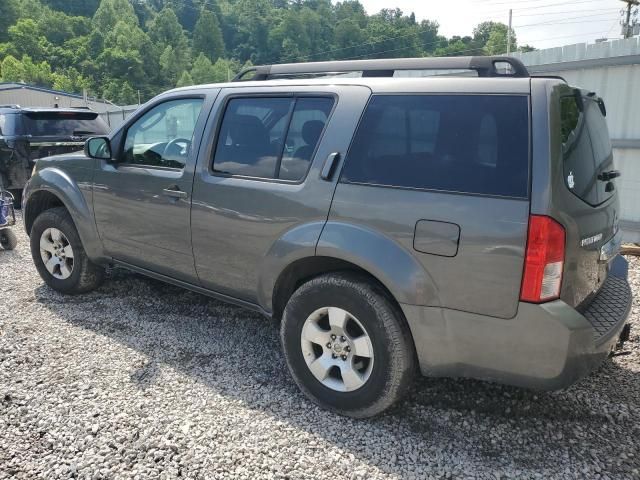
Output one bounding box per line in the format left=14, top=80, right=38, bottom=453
left=1, top=212, right=640, bottom=480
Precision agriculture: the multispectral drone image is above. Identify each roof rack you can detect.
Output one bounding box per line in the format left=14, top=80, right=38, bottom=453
left=233, top=56, right=530, bottom=81
left=531, top=74, right=567, bottom=83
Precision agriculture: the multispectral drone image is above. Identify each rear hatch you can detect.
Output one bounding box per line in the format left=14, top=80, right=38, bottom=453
left=548, top=84, right=620, bottom=308
left=22, top=110, right=109, bottom=161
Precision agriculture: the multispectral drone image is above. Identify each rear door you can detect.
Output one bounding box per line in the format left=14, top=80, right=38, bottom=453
left=190, top=85, right=371, bottom=304
left=540, top=83, right=620, bottom=307
left=324, top=89, right=532, bottom=319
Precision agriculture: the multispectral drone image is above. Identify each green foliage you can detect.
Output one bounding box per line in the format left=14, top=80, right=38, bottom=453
left=0, top=0, right=20, bottom=43
left=8, top=19, right=50, bottom=61
left=477, top=22, right=516, bottom=55
left=193, top=10, right=225, bottom=63
left=0, top=0, right=525, bottom=104
left=0, top=55, right=25, bottom=83
left=191, top=53, right=216, bottom=84
left=176, top=70, right=193, bottom=87
left=92, top=0, right=137, bottom=31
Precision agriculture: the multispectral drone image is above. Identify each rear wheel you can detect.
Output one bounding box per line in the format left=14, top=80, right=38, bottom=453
left=281, top=272, right=416, bottom=418
left=0, top=229, right=17, bottom=250
left=30, top=207, right=105, bottom=294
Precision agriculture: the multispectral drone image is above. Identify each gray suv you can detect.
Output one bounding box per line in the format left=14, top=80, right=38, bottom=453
left=23, top=57, right=632, bottom=418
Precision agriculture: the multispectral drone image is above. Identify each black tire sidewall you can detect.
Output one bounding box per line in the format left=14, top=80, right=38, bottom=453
left=282, top=276, right=400, bottom=413
left=30, top=209, right=89, bottom=293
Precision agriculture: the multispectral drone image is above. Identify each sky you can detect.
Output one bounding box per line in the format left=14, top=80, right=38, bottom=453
left=357, top=0, right=628, bottom=50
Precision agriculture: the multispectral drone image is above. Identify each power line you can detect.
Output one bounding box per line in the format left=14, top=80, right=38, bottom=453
left=339, top=28, right=614, bottom=62
left=275, top=11, right=618, bottom=64
left=514, top=7, right=618, bottom=17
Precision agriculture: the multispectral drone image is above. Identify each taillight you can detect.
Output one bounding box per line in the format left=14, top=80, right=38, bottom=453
left=520, top=215, right=565, bottom=303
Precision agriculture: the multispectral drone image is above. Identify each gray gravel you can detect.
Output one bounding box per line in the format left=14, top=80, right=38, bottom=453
left=1, top=211, right=640, bottom=480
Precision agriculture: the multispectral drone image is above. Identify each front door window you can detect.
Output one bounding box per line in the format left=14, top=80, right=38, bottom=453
left=123, top=98, right=204, bottom=169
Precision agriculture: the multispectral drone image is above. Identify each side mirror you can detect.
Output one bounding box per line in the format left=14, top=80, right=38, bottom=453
left=85, top=136, right=112, bottom=160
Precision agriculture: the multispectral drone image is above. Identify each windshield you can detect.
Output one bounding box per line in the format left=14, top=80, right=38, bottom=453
left=22, top=111, right=109, bottom=137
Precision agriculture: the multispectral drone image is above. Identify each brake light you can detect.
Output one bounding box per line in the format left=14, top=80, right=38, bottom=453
left=520, top=215, right=565, bottom=303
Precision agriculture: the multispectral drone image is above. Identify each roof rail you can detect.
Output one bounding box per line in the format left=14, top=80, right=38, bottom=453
left=0, top=104, right=20, bottom=109
left=531, top=74, right=567, bottom=83
left=233, top=56, right=530, bottom=81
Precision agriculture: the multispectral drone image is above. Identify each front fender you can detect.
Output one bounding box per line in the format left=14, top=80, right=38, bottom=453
left=24, top=167, right=105, bottom=262
left=316, top=222, right=438, bottom=306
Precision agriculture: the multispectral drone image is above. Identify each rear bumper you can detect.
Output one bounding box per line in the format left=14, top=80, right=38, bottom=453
left=402, top=256, right=632, bottom=390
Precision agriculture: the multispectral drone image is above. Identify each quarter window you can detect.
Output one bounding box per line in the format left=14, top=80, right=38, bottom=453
left=123, top=98, right=204, bottom=169
left=341, top=95, right=530, bottom=198
left=212, top=96, right=333, bottom=181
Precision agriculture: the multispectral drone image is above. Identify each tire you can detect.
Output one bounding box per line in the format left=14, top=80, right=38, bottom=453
left=281, top=272, right=416, bottom=418
left=30, top=207, right=105, bottom=294
left=0, top=229, right=18, bottom=250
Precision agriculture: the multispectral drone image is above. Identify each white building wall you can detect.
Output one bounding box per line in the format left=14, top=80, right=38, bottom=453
left=514, top=38, right=640, bottom=240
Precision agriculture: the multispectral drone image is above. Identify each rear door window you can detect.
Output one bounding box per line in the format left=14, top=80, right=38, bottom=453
left=212, top=96, right=333, bottom=181
left=341, top=95, right=530, bottom=198
left=22, top=111, right=109, bottom=137
left=561, top=93, right=613, bottom=206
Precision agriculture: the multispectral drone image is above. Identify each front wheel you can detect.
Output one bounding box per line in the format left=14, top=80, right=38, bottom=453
left=281, top=273, right=416, bottom=418
left=30, top=207, right=105, bottom=294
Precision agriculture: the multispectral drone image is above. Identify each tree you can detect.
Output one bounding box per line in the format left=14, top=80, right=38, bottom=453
left=148, top=7, right=187, bottom=48
left=484, top=25, right=516, bottom=55
left=102, top=79, right=137, bottom=104
left=42, top=0, right=100, bottom=17
left=8, top=19, right=50, bottom=61
left=92, top=0, right=137, bottom=31
left=193, top=10, right=225, bottom=63
left=0, top=0, right=19, bottom=43
left=176, top=70, right=193, bottom=87
left=159, top=45, right=190, bottom=87
left=191, top=53, right=215, bottom=84
left=0, top=55, right=25, bottom=82
left=473, top=21, right=516, bottom=54
left=210, top=58, right=243, bottom=83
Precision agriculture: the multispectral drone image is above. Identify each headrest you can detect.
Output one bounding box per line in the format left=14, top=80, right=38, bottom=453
left=301, top=120, right=324, bottom=145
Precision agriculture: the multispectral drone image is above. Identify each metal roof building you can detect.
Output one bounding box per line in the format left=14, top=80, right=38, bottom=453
left=0, top=82, right=115, bottom=113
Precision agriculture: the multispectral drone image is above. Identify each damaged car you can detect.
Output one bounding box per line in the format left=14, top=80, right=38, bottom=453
left=0, top=105, right=109, bottom=204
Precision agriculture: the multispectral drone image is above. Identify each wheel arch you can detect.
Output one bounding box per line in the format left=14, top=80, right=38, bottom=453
left=24, top=190, right=65, bottom=235
left=24, top=168, right=105, bottom=261
left=272, top=256, right=408, bottom=324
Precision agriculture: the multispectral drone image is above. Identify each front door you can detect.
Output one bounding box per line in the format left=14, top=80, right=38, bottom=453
left=93, top=94, right=213, bottom=282
left=190, top=85, right=371, bottom=305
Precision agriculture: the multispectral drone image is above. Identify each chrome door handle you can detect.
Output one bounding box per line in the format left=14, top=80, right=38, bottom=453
left=162, top=187, right=188, bottom=199
left=320, top=152, right=341, bottom=181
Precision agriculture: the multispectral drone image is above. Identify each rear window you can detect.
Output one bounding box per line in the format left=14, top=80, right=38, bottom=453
left=341, top=95, right=530, bottom=198
left=22, top=111, right=109, bottom=137
left=0, top=114, right=20, bottom=136
left=561, top=93, right=613, bottom=206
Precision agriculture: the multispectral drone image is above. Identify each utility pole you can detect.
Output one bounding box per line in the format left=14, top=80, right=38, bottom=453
left=621, top=0, right=639, bottom=38
left=507, top=9, right=513, bottom=55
